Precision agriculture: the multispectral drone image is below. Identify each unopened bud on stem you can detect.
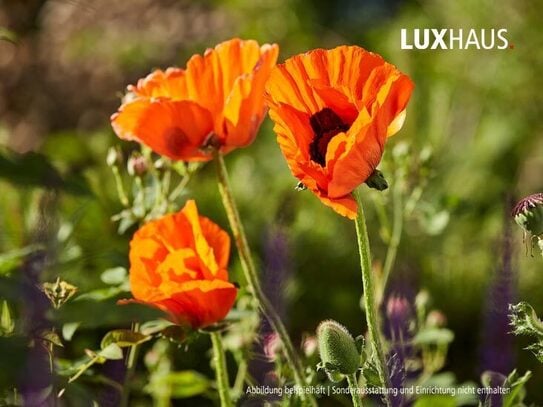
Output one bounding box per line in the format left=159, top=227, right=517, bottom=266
left=317, top=320, right=361, bottom=382
left=512, top=193, right=543, bottom=236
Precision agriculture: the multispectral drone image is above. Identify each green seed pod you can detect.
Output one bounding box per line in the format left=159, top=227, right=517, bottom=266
left=512, top=193, right=543, bottom=236
left=317, top=320, right=360, bottom=377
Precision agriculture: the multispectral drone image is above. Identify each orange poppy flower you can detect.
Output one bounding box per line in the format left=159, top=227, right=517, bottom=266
left=265, top=45, right=414, bottom=219
left=111, top=38, right=279, bottom=161
left=122, top=200, right=237, bottom=329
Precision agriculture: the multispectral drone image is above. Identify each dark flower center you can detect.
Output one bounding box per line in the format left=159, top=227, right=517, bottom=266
left=309, top=108, right=349, bottom=166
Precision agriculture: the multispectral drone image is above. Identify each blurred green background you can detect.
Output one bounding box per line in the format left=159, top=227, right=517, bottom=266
left=1, top=0, right=542, bottom=405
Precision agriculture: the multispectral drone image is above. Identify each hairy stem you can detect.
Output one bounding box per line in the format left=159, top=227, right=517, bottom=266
left=347, top=374, right=364, bottom=407
left=211, top=332, right=233, bottom=407
left=215, top=152, right=316, bottom=406
left=378, top=180, right=403, bottom=305
left=354, top=189, right=391, bottom=407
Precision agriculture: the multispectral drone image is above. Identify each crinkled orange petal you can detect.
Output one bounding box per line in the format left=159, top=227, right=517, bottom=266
left=268, top=103, right=313, bottom=160
left=129, top=237, right=168, bottom=302
left=266, top=45, right=414, bottom=218
left=130, top=68, right=187, bottom=100
left=181, top=200, right=221, bottom=280
left=328, top=110, right=381, bottom=198
left=328, top=73, right=414, bottom=197
left=266, top=60, right=324, bottom=114
left=156, top=279, right=237, bottom=328
left=144, top=211, right=192, bottom=252
left=113, top=39, right=278, bottom=158
left=156, top=249, right=200, bottom=284
left=111, top=98, right=214, bottom=161
left=324, top=46, right=386, bottom=104
left=222, top=43, right=279, bottom=148
left=199, top=217, right=230, bottom=274
left=308, top=80, right=358, bottom=125
left=127, top=200, right=234, bottom=305
left=183, top=39, right=268, bottom=129
left=376, top=74, right=414, bottom=137
left=313, top=190, right=358, bottom=220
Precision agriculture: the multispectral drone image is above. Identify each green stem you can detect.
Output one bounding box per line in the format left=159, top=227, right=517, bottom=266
left=168, top=172, right=191, bottom=203
left=232, top=358, right=248, bottom=399
left=120, top=323, right=140, bottom=407
left=354, top=189, right=391, bottom=407
left=68, top=355, right=100, bottom=383
left=347, top=374, right=364, bottom=407
left=211, top=332, right=233, bottom=407
left=112, top=166, right=129, bottom=207
left=215, top=152, right=316, bottom=407
left=378, top=180, right=403, bottom=305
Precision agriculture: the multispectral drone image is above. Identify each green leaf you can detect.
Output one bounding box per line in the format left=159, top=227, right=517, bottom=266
left=140, top=319, right=174, bottom=336
left=100, top=267, right=127, bottom=285
left=0, top=245, right=44, bottom=276
left=361, top=363, right=382, bottom=387
left=0, top=300, right=14, bottom=336
left=0, top=149, right=91, bottom=195
left=160, top=371, right=210, bottom=399
left=98, top=343, right=123, bottom=360
left=414, top=395, right=456, bottom=407
left=100, top=329, right=150, bottom=349
left=62, top=322, right=81, bottom=341
left=413, top=328, right=454, bottom=345
left=39, top=330, right=63, bottom=347
left=75, top=286, right=127, bottom=302
left=0, top=28, right=17, bottom=43
left=419, top=372, right=457, bottom=388
left=503, top=370, right=531, bottom=407
left=509, top=302, right=543, bottom=337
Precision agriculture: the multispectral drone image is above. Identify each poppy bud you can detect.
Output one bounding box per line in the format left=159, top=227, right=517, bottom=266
left=317, top=320, right=360, bottom=381
left=127, top=154, right=148, bottom=176
left=415, top=290, right=430, bottom=310
left=106, top=146, right=123, bottom=167
left=386, top=296, right=411, bottom=322
left=512, top=193, right=543, bottom=236
left=426, top=310, right=447, bottom=328
left=302, top=335, right=318, bottom=357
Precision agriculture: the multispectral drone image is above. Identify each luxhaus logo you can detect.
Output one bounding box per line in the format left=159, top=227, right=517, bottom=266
left=401, top=28, right=511, bottom=50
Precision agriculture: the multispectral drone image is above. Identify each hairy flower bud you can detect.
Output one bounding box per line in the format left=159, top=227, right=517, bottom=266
left=512, top=193, right=543, bottom=236
left=317, top=320, right=360, bottom=381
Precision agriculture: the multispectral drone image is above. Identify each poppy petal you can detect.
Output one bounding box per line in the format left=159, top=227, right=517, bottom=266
left=111, top=98, right=214, bottom=161
left=159, top=280, right=238, bottom=328
left=328, top=111, right=383, bottom=198
left=199, top=216, right=231, bottom=274
left=314, top=190, right=358, bottom=220
left=181, top=200, right=222, bottom=279
left=130, top=68, right=187, bottom=100
left=222, top=43, right=279, bottom=148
